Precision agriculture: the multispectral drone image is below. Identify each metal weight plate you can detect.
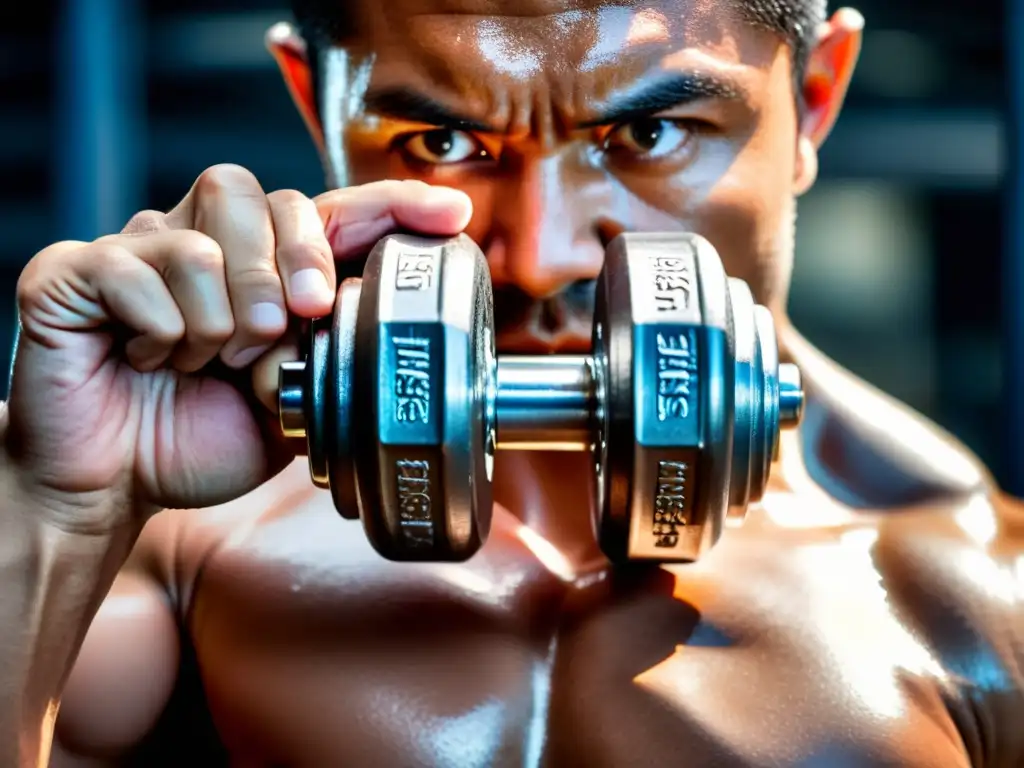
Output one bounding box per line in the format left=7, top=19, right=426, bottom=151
left=753, top=306, right=782, bottom=476
left=305, top=315, right=332, bottom=489
left=592, top=233, right=735, bottom=564
left=279, top=283, right=363, bottom=517
left=726, top=277, right=760, bottom=518
left=352, top=233, right=496, bottom=562
left=326, top=279, right=362, bottom=520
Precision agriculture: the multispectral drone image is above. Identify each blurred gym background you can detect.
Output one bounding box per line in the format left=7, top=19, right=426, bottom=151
left=1, top=0, right=1021, bottom=493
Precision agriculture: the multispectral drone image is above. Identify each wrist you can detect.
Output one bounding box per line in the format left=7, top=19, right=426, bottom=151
left=0, top=437, right=140, bottom=586
left=1, top=398, right=160, bottom=534
left=0, top=430, right=140, bottom=765
left=2, top=420, right=148, bottom=540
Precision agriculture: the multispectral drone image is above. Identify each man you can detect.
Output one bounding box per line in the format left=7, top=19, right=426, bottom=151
left=1, top=0, right=1021, bottom=765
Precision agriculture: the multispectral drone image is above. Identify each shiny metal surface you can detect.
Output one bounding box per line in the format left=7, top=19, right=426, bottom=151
left=306, top=317, right=332, bottom=488
left=283, top=232, right=805, bottom=565
left=591, top=233, right=735, bottom=563
left=754, top=306, right=782, bottom=469
left=327, top=280, right=362, bottom=520
left=353, top=233, right=495, bottom=562
left=494, top=356, right=596, bottom=450
left=778, top=363, right=805, bottom=427
left=727, top=277, right=758, bottom=517
left=278, top=362, right=307, bottom=439
left=277, top=286, right=362, bottom=507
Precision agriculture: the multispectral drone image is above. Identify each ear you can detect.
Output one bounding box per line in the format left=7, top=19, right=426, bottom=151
left=266, top=22, right=325, bottom=153
left=793, top=8, right=864, bottom=195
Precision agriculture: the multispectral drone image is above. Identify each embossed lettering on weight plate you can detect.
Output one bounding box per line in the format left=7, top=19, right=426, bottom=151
left=396, top=252, right=435, bottom=291
left=653, top=460, right=690, bottom=547
left=648, top=254, right=694, bottom=312
left=396, top=459, right=433, bottom=548
left=393, top=336, right=430, bottom=423
left=656, top=331, right=697, bottom=421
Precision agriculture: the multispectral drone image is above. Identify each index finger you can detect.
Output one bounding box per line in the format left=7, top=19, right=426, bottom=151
left=315, top=180, right=473, bottom=258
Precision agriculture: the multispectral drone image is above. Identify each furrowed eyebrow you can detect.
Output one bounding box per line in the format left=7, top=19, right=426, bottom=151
left=579, top=72, right=745, bottom=127
left=362, top=87, right=494, bottom=132
left=361, top=71, right=744, bottom=133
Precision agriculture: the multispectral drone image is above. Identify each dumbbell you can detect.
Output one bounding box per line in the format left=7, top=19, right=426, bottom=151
left=278, top=232, right=804, bottom=564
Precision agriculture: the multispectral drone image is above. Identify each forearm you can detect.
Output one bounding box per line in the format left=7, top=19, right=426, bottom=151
left=0, top=443, right=139, bottom=767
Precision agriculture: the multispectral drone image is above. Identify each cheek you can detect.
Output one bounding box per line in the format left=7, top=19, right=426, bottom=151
left=690, top=125, right=797, bottom=295
left=344, top=138, right=400, bottom=186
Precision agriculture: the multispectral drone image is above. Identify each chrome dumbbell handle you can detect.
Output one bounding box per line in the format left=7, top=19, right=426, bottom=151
left=281, top=354, right=594, bottom=450
left=283, top=352, right=804, bottom=452
left=777, top=365, right=805, bottom=430
left=279, top=362, right=309, bottom=438
left=492, top=354, right=804, bottom=453
left=493, top=356, right=597, bottom=451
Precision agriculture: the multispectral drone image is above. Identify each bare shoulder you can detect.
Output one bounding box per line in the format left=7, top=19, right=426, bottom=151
left=871, top=490, right=1024, bottom=764
left=783, top=326, right=995, bottom=507
left=177, top=459, right=571, bottom=629
left=52, top=462, right=342, bottom=763
left=156, top=462, right=579, bottom=762
left=871, top=490, right=1024, bottom=672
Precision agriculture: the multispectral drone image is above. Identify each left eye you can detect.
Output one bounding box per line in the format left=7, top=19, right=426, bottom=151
left=604, top=118, right=692, bottom=159
left=400, top=128, right=489, bottom=165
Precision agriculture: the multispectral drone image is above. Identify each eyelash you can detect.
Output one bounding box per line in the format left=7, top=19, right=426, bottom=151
left=601, top=118, right=703, bottom=161
left=394, top=129, right=492, bottom=167
left=392, top=119, right=705, bottom=167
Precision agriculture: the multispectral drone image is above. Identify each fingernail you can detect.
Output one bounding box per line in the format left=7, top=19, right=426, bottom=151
left=228, top=345, right=267, bottom=369
left=250, top=302, right=286, bottom=332
left=290, top=268, right=331, bottom=303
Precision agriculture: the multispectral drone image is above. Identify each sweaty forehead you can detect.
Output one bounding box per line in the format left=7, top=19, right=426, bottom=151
left=353, top=0, right=777, bottom=122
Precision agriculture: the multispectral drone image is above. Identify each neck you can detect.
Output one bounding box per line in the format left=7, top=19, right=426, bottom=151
left=492, top=451, right=606, bottom=569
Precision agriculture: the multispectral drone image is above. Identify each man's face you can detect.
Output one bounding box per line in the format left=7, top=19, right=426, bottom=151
left=275, top=0, right=861, bottom=354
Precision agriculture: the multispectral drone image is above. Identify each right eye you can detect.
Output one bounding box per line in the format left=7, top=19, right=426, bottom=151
left=399, top=129, right=492, bottom=165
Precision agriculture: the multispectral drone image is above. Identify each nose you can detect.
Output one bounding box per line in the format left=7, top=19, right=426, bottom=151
left=486, top=153, right=606, bottom=300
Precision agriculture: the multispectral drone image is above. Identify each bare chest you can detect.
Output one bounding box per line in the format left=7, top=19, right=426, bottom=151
left=180, top=503, right=957, bottom=768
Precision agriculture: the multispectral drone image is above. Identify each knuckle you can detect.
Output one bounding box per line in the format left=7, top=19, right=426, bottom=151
left=230, top=263, right=282, bottom=292
left=15, top=280, right=44, bottom=317
left=23, top=240, right=80, bottom=277
left=121, top=209, right=166, bottom=235
left=18, top=240, right=113, bottom=309
left=267, top=188, right=309, bottom=208
left=14, top=271, right=33, bottom=307
left=16, top=253, right=50, bottom=308
left=188, top=316, right=235, bottom=345
left=168, top=230, right=223, bottom=273
left=276, top=241, right=330, bottom=270
left=151, top=321, right=185, bottom=347
left=86, top=242, right=133, bottom=274
left=91, top=233, right=127, bottom=253
left=194, top=163, right=261, bottom=200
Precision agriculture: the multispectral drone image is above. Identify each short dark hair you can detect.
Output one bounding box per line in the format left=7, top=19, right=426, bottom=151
left=735, top=0, right=827, bottom=82
left=291, top=0, right=826, bottom=107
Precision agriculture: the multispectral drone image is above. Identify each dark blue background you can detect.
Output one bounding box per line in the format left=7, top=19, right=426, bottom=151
left=2, top=0, right=1020, bottom=492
